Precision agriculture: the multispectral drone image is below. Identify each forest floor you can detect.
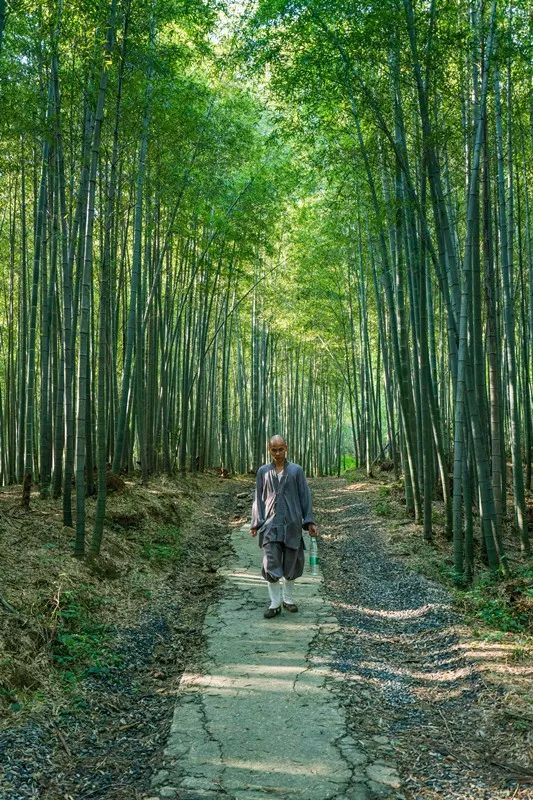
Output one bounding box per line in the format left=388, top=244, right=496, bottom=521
left=0, top=473, right=532, bottom=800
left=315, top=476, right=532, bottom=800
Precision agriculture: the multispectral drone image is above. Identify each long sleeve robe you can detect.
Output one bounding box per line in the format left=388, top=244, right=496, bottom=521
left=251, top=461, right=314, bottom=550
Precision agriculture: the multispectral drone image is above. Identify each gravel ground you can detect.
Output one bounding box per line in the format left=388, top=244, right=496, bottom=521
left=315, top=478, right=532, bottom=800
left=0, top=485, right=239, bottom=800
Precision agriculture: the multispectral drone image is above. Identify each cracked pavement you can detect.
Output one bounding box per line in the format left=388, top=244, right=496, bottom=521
left=146, top=523, right=403, bottom=800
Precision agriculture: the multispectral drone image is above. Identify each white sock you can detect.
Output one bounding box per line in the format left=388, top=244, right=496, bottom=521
left=282, top=578, right=295, bottom=605
left=267, top=580, right=282, bottom=609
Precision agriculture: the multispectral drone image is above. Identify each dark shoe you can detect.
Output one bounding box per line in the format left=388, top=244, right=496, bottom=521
left=283, top=602, right=298, bottom=613
left=264, top=605, right=282, bottom=619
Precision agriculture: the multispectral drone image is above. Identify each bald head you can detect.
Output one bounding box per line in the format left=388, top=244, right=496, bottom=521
left=269, top=435, right=287, bottom=467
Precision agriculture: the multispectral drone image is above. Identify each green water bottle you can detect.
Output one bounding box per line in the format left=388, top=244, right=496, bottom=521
left=309, top=537, right=319, bottom=576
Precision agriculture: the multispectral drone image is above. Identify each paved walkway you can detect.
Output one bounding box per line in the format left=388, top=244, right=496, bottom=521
left=147, top=525, right=400, bottom=800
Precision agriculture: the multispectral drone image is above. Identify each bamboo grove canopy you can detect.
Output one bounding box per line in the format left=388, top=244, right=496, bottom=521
left=0, top=0, right=531, bottom=583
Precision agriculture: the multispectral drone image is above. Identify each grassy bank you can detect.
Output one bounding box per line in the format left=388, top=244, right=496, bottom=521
left=0, top=474, right=220, bottom=717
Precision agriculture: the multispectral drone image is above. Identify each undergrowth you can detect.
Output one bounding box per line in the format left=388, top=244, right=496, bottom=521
left=49, top=525, right=183, bottom=694
left=51, top=585, right=119, bottom=689
left=455, top=566, right=533, bottom=635
left=0, top=476, right=201, bottom=716
left=44, top=527, right=183, bottom=694
left=140, top=524, right=183, bottom=565
left=375, top=500, right=393, bottom=517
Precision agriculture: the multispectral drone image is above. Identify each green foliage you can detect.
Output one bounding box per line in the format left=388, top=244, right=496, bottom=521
left=341, top=454, right=356, bottom=472
left=0, top=674, right=19, bottom=711
left=375, top=500, right=393, bottom=518
left=455, top=568, right=533, bottom=634
left=475, top=600, right=526, bottom=633
left=141, top=525, right=183, bottom=566
left=341, top=468, right=358, bottom=481
left=508, top=646, right=530, bottom=663
left=51, top=587, right=118, bottom=684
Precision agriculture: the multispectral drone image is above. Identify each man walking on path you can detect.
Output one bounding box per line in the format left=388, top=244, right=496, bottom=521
left=250, top=435, right=317, bottom=618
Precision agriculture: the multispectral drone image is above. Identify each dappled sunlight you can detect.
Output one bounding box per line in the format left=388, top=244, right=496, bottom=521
left=221, top=758, right=336, bottom=776
left=312, top=492, right=346, bottom=501
left=460, top=639, right=527, bottom=654
left=337, top=664, right=478, bottom=702
left=412, top=684, right=478, bottom=702
left=226, top=574, right=266, bottom=584
left=231, top=652, right=308, bottom=662
left=462, top=647, right=527, bottom=661
left=333, top=670, right=364, bottom=682
left=335, top=628, right=462, bottom=649
left=343, top=482, right=375, bottom=492
left=220, top=663, right=326, bottom=676
left=335, top=601, right=452, bottom=619
left=2, top=0, right=531, bottom=793
left=358, top=661, right=473, bottom=683
left=257, top=621, right=319, bottom=631
left=228, top=571, right=264, bottom=579
left=319, top=505, right=358, bottom=514
left=180, top=672, right=324, bottom=694
left=475, top=661, right=532, bottom=676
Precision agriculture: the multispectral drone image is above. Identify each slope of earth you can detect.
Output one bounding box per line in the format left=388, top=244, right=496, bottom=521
left=0, top=474, right=249, bottom=800
left=314, top=477, right=533, bottom=800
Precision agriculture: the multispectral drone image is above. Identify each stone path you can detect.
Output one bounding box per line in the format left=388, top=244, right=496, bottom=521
left=147, top=524, right=402, bottom=800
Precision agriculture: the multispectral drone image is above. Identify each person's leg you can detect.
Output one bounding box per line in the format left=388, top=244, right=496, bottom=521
left=281, top=542, right=305, bottom=612
left=262, top=543, right=284, bottom=616
left=267, top=580, right=282, bottom=610
left=282, top=577, right=295, bottom=604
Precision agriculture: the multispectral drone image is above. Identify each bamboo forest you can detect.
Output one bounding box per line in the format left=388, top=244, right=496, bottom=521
left=0, top=1, right=532, bottom=799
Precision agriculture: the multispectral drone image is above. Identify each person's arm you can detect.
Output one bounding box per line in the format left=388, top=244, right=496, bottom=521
left=297, top=467, right=317, bottom=536
left=250, top=468, right=265, bottom=537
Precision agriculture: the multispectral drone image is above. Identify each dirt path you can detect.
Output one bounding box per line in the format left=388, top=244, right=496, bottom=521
left=147, top=520, right=382, bottom=800
left=315, top=478, right=531, bottom=800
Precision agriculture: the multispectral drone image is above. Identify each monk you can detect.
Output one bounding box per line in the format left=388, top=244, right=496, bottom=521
left=250, top=435, right=317, bottom=618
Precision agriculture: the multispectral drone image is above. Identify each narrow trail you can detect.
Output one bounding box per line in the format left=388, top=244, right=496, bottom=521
left=150, top=476, right=528, bottom=800
left=148, top=514, right=377, bottom=800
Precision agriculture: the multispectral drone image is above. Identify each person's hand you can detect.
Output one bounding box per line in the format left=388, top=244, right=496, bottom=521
left=308, top=523, right=318, bottom=537
left=250, top=527, right=258, bottom=537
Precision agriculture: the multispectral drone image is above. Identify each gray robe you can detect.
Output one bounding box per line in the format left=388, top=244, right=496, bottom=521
left=251, top=461, right=314, bottom=550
